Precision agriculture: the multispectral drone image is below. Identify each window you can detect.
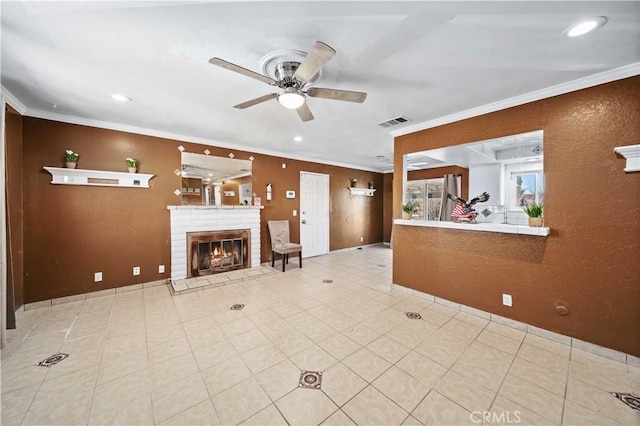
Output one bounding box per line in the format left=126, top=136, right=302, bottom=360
left=504, top=162, right=543, bottom=209
left=426, top=179, right=444, bottom=220
left=406, top=178, right=444, bottom=220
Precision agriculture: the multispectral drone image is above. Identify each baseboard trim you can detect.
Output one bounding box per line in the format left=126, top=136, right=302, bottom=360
left=329, top=243, right=388, bottom=255
left=391, top=283, right=639, bottom=367
left=23, top=279, right=167, bottom=311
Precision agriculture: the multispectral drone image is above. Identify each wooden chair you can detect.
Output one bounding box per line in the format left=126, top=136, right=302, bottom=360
left=267, top=220, right=302, bottom=272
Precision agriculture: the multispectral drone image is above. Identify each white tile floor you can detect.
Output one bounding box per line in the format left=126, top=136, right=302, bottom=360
left=1, top=245, right=639, bottom=425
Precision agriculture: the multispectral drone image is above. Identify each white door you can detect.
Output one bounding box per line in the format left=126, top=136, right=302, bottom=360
left=300, top=172, right=329, bottom=258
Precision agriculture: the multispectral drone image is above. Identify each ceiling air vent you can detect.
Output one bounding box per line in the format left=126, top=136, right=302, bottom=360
left=378, top=116, right=411, bottom=128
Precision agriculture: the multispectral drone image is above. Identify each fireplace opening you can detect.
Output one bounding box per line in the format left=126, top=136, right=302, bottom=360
left=188, top=229, right=250, bottom=277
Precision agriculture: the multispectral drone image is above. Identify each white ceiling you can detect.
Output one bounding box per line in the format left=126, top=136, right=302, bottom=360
left=2, top=1, right=639, bottom=172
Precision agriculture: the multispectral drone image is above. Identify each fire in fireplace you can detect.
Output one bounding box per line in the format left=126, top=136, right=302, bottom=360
left=187, top=229, right=250, bottom=277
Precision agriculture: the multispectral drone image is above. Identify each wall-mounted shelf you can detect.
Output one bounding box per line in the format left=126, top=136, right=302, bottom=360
left=44, top=167, right=154, bottom=188
left=614, top=144, right=640, bottom=172
left=348, top=187, right=376, bottom=196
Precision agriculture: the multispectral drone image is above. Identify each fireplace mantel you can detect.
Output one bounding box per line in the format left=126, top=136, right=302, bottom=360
left=167, top=205, right=264, bottom=210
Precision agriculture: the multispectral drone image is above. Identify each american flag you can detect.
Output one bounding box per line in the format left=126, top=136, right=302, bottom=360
left=451, top=202, right=466, bottom=217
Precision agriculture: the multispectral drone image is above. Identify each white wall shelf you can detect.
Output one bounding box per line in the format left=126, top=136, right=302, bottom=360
left=614, top=144, right=640, bottom=172
left=348, top=187, right=376, bottom=196
left=44, top=167, right=154, bottom=188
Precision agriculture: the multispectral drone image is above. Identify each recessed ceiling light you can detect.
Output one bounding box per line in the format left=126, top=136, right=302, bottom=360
left=566, top=16, right=607, bottom=37
left=293, top=136, right=303, bottom=142
left=208, top=173, right=213, bottom=176
left=111, top=93, right=132, bottom=102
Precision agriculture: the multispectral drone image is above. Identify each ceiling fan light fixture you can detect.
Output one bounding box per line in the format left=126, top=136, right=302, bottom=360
left=278, top=89, right=305, bottom=109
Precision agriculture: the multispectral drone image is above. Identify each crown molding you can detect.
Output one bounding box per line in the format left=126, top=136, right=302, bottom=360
left=12, top=62, right=637, bottom=173
left=1, top=86, right=27, bottom=115
left=24, top=108, right=382, bottom=173
left=391, top=62, right=640, bottom=138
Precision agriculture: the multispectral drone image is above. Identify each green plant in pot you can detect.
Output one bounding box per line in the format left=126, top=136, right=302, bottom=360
left=523, top=203, right=543, bottom=227
left=126, top=157, right=138, bottom=173
left=64, top=150, right=79, bottom=168
left=402, top=202, right=415, bottom=219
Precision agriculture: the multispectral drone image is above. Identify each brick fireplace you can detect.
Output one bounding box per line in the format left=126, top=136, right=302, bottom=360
left=167, top=205, right=263, bottom=280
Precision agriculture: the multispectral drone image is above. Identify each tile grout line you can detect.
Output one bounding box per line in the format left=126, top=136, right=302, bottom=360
left=84, top=295, right=116, bottom=424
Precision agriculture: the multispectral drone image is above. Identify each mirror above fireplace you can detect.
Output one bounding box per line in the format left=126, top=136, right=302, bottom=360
left=181, top=152, right=252, bottom=205
left=181, top=152, right=252, bottom=181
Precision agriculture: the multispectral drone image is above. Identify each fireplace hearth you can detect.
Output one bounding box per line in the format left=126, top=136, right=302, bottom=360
left=187, top=229, right=250, bottom=277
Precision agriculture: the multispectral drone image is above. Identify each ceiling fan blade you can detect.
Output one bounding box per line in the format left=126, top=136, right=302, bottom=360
left=293, top=41, right=336, bottom=84
left=233, top=93, right=277, bottom=109
left=209, top=57, right=277, bottom=85
left=296, top=102, right=314, bottom=122
left=306, top=87, right=367, bottom=103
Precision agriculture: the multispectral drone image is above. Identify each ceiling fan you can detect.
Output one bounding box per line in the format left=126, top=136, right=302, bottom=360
left=209, top=41, right=367, bottom=122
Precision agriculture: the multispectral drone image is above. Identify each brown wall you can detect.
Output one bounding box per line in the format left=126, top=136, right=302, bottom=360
left=19, top=118, right=383, bottom=304
left=393, top=76, right=640, bottom=356
left=5, top=106, right=24, bottom=311
left=251, top=156, right=383, bottom=262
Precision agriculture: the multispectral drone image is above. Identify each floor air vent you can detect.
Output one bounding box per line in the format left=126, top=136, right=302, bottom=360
left=378, top=116, right=411, bottom=128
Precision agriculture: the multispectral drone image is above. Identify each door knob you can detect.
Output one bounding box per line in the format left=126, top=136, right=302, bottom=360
left=301, top=220, right=307, bottom=224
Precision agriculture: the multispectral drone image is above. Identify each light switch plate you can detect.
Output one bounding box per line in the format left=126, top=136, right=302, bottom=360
left=94, top=272, right=102, bottom=282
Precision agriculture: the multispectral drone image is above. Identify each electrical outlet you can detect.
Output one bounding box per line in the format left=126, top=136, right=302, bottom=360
left=502, top=293, right=513, bottom=307
left=158, top=264, right=165, bottom=274
left=133, top=266, right=140, bottom=276
left=293, top=210, right=297, bottom=216
left=282, top=163, right=286, bottom=168
left=94, top=272, right=102, bottom=282
left=360, top=236, right=364, bottom=242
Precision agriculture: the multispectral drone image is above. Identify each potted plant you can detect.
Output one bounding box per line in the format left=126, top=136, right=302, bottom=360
left=64, top=150, right=79, bottom=169
left=523, top=203, right=543, bottom=227
left=402, top=202, right=415, bottom=220
left=126, top=157, right=138, bottom=173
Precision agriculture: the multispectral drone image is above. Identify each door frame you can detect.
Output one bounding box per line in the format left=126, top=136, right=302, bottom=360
left=299, top=171, right=330, bottom=258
